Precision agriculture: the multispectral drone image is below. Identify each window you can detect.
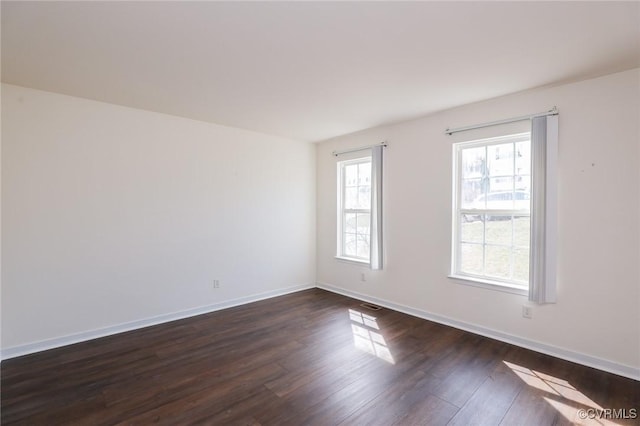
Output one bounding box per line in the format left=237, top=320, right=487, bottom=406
left=337, top=157, right=372, bottom=262
left=334, top=144, right=384, bottom=269
left=449, top=114, right=557, bottom=302
left=451, top=133, right=531, bottom=290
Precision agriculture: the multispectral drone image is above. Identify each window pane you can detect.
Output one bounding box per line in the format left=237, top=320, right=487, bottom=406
left=356, top=234, right=370, bottom=258
left=515, top=174, right=530, bottom=193
left=345, top=164, right=358, bottom=187
left=469, top=190, right=486, bottom=210
left=345, top=187, right=357, bottom=209
left=344, top=233, right=357, bottom=257
left=356, top=213, right=370, bottom=235
left=514, top=189, right=530, bottom=211
left=345, top=213, right=356, bottom=234
left=513, top=248, right=530, bottom=283
left=487, top=179, right=514, bottom=204
left=513, top=216, right=530, bottom=247
left=460, top=243, right=483, bottom=275
left=488, top=143, right=514, bottom=176
left=461, top=214, right=484, bottom=243
left=461, top=146, right=485, bottom=179
left=485, top=246, right=511, bottom=279
left=358, top=162, right=371, bottom=186
left=485, top=216, right=512, bottom=245
left=515, top=140, right=531, bottom=176
left=461, top=179, right=483, bottom=209
left=358, top=186, right=371, bottom=209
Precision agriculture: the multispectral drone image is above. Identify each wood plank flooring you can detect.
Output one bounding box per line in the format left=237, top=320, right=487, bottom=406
left=2, top=288, right=638, bottom=425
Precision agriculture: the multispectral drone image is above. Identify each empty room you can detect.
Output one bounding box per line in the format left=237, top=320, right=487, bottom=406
left=1, top=1, right=639, bottom=425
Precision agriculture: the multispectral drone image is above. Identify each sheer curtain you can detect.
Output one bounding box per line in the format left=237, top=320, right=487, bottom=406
left=529, top=115, right=558, bottom=303
left=370, top=145, right=384, bottom=270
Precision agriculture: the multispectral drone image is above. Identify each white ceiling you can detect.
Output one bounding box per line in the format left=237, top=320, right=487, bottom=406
left=2, top=1, right=639, bottom=142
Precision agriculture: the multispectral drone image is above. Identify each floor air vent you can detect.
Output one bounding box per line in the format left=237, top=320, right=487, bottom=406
left=360, top=302, right=382, bottom=311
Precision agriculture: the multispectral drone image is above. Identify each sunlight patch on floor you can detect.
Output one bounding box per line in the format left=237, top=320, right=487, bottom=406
left=349, top=309, right=394, bottom=364
left=504, top=361, right=624, bottom=425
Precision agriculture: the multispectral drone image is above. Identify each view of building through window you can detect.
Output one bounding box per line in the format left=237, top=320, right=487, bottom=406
left=454, top=133, right=531, bottom=286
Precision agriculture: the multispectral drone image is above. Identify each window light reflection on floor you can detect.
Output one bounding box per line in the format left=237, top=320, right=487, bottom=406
left=349, top=309, right=394, bottom=364
left=504, top=361, right=623, bottom=425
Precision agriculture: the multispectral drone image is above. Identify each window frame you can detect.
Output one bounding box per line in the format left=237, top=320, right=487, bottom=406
left=450, top=132, right=531, bottom=294
left=336, top=156, right=372, bottom=264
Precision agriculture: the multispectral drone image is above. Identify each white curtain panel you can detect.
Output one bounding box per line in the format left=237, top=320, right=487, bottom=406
left=370, top=145, right=384, bottom=270
left=529, top=115, right=558, bottom=303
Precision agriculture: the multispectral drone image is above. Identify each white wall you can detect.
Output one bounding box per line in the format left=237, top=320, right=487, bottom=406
left=316, top=69, right=640, bottom=376
left=1, top=84, right=316, bottom=353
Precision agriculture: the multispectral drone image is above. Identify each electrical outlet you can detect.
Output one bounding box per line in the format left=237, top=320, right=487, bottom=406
left=213, top=279, right=220, bottom=289
left=360, top=272, right=366, bottom=282
left=522, top=306, right=532, bottom=319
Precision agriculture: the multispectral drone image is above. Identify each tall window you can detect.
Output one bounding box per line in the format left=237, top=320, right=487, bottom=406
left=337, top=157, right=372, bottom=262
left=451, top=133, right=531, bottom=289
left=450, top=113, right=557, bottom=302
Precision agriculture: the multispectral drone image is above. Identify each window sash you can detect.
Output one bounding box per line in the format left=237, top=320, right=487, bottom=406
left=338, top=157, right=372, bottom=262
left=452, top=133, right=531, bottom=288
left=453, top=217, right=530, bottom=288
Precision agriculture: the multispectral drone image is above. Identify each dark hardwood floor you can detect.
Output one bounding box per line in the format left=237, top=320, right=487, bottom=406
left=2, top=288, right=638, bottom=425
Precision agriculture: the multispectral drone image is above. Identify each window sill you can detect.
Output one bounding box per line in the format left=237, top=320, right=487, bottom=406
left=448, top=274, right=528, bottom=296
left=335, top=256, right=370, bottom=267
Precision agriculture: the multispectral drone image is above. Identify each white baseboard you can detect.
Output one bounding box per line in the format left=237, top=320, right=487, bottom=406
left=4, top=281, right=638, bottom=382
left=1, top=283, right=314, bottom=361
left=316, top=281, right=640, bottom=381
